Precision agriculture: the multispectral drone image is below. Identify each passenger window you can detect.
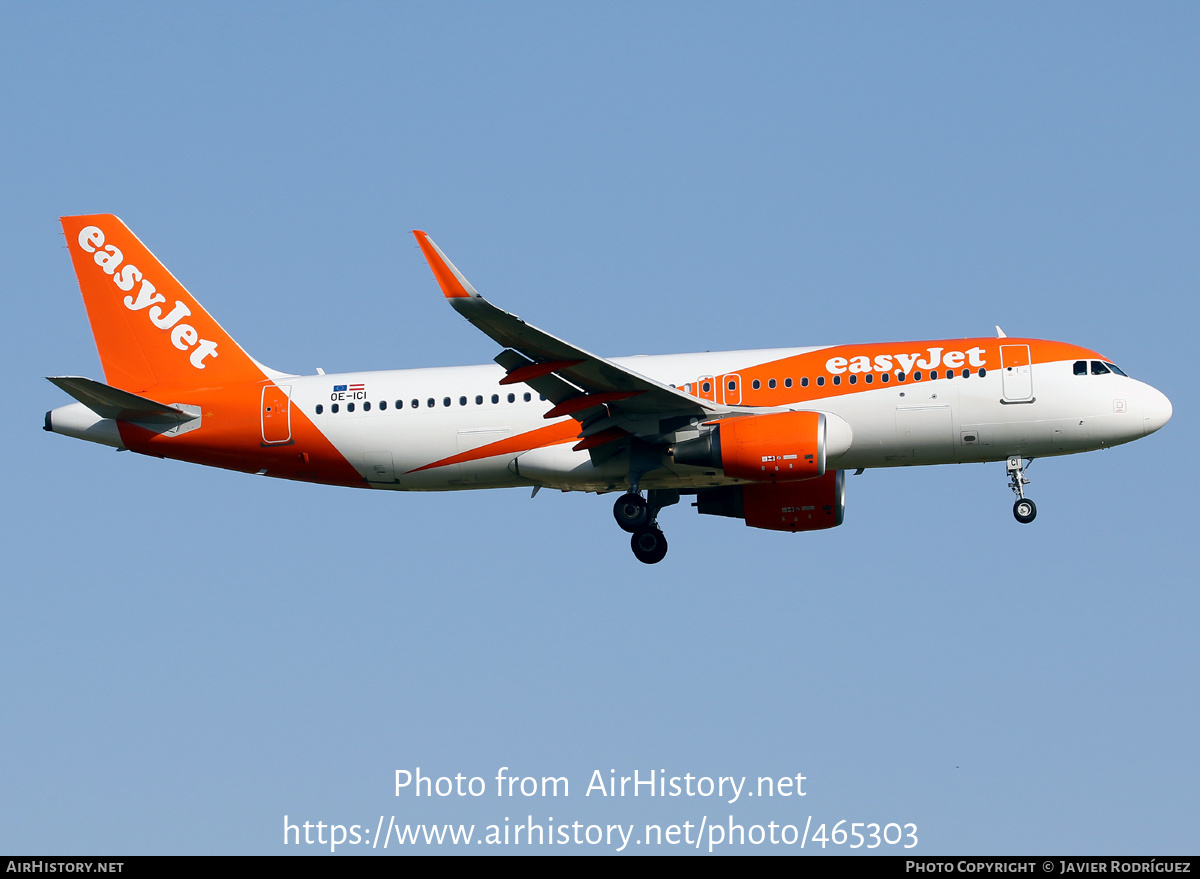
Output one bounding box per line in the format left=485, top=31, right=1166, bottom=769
left=832, top=376, right=841, bottom=386
left=1074, top=361, right=1088, bottom=376
left=507, top=393, right=515, bottom=403
left=914, top=371, right=922, bottom=380
left=412, top=399, right=419, bottom=409
left=865, top=374, right=873, bottom=383
left=524, top=392, right=531, bottom=402
left=443, top=397, right=451, bottom=406
left=347, top=402, right=355, bottom=412
left=363, top=401, right=371, bottom=411
left=786, top=378, right=794, bottom=388
left=491, top=394, right=499, bottom=404
left=897, top=372, right=906, bottom=382
left=459, top=396, right=467, bottom=406
left=331, top=403, right=338, bottom=413
left=702, top=382, right=711, bottom=394
left=881, top=373, right=890, bottom=383
left=962, top=369, right=969, bottom=378
left=768, top=378, right=777, bottom=389
left=316, top=404, right=323, bottom=415
left=727, top=380, right=736, bottom=391
left=380, top=401, right=387, bottom=410
left=426, top=398, right=434, bottom=408
left=1091, top=361, right=1111, bottom=375
left=396, top=400, right=403, bottom=409
left=476, top=395, right=483, bottom=405
left=848, top=375, right=857, bottom=385
left=752, top=379, right=761, bottom=390
left=931, top=370, right=939, bottom=380
left=978, top=368, right=986, bottom=377
left=816, top=376, right=825, bottom=387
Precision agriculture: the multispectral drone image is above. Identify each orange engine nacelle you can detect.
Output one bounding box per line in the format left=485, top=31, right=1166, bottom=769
left=673, top=411, right=826, bottom=482
left=694, top=470, right=846, bottom=533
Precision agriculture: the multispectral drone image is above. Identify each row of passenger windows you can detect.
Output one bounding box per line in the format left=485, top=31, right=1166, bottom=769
left=315, top=391, right=539, bottom=415
left=315, top=364, right=1003, bottom=416
left=1074, top=360, right=1127, bottom=376
left=314, top=361, right=1121, bottom=416
left=688, top=368, right=987, bottom=395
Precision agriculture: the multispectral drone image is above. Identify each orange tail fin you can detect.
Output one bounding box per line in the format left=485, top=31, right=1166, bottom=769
left=60, top=215, right=272, bottom=394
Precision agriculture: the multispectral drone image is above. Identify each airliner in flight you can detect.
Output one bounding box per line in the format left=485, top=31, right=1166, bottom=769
left=45, top=215, right=1172, bottom=563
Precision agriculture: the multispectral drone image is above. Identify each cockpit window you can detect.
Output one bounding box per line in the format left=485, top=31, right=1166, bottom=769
left=1090, top=361, right=1111, bottom=375
left=1106, top=362, right=1128, bottom=377
left=1073, top=361, right=1088, bottom=376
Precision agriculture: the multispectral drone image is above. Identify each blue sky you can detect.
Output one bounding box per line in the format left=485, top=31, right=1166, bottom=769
left=2, top=2, right=1197, bottom=854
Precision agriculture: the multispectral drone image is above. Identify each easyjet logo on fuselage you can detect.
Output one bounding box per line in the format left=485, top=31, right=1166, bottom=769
left=76, top=225, right=219, bottom=369
left=824, top=346, right=988, bottom=376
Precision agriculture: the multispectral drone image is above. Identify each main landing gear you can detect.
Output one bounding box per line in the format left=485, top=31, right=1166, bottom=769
left=613, top=489, right=678, bottom=564
left=1006, top=456, right=1037, bottom=524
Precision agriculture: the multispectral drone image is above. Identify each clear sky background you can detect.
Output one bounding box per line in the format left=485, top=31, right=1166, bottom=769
left=2, top=2, right=1197, bottom=855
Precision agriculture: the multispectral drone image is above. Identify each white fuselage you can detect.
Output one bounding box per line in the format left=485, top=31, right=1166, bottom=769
left=282, top=347, right=1170, bottom=493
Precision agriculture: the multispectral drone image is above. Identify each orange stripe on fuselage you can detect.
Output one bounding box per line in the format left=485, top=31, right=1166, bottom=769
left=689, top=338, right=1102, bottom=407
left=407, top=420, right=580, bottom=474
left=117, top=381, right=365, bottom=488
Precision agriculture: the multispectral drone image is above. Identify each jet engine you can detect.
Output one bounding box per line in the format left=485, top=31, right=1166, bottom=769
left=672, top=410, right=850, bottom=482
left=694, top=469, right=846, bottom=532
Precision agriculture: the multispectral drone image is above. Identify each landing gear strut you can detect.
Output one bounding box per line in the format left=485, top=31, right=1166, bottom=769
left=1006, top=456, right=1037, bottom=524
left=613, top=488, right=679, bottom=564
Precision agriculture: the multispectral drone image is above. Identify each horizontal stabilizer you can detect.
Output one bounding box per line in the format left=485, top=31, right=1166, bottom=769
left=46, top=376, right=195, bottom=424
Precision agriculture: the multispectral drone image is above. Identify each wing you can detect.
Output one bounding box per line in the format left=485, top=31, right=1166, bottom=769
left=413, top=231, right=732, bottom=450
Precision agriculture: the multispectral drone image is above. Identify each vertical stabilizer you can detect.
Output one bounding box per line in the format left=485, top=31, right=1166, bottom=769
left=60, top=215, right=270, bottom=394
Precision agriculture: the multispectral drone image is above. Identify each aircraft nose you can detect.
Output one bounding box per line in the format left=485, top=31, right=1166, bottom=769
left=1143, top=386, right=1172, bottom=436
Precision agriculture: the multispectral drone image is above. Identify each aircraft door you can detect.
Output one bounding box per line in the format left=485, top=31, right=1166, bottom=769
left=1000, top=345, right=1033, bottom=401
left=261, top=384, right=292, bottom=444
left=696, top=375, right=716, bottom=403
left=721, top=374, right=742, bottom=406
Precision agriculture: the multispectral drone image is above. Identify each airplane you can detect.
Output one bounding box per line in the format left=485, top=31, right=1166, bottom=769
left=45, top=215, right=1173, bottom=563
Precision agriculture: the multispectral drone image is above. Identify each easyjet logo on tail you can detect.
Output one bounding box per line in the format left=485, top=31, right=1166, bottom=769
left=76, top=225, right=219, bottom=369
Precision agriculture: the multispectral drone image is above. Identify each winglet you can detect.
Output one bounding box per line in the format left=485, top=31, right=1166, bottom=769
left=413, top=231, right=479, bottom=299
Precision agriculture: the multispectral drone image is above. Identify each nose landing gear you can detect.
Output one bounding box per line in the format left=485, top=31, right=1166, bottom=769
left=1006, top=456, right=1037, bottom=524
left=613, top=488, right=679, bottom=563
